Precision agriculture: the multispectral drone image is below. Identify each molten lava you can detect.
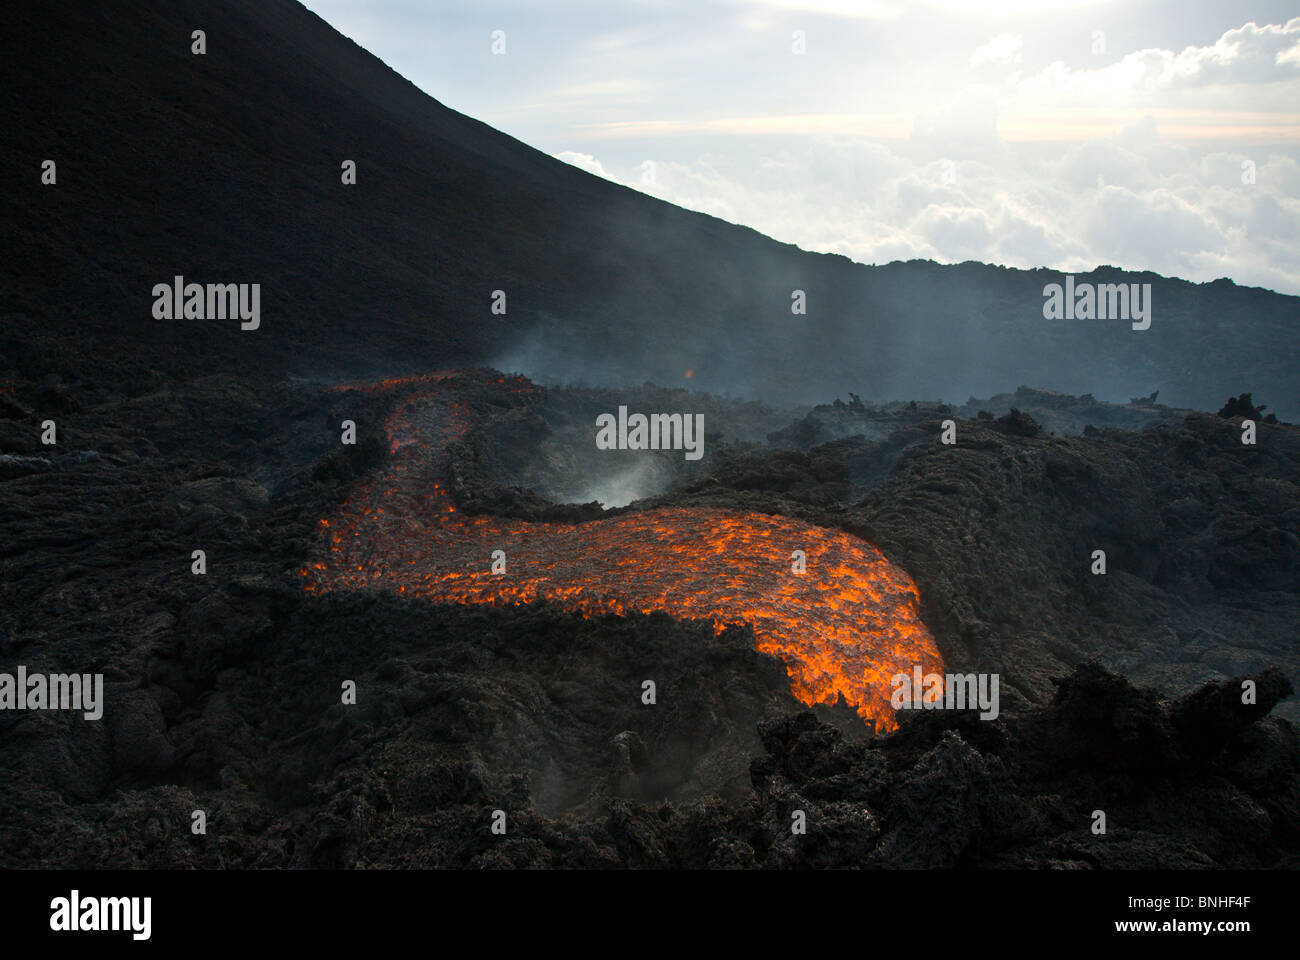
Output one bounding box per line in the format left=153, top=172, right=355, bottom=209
left=301, top=371, right=943, bottom=730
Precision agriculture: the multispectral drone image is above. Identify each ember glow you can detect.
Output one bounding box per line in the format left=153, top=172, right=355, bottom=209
left=300, top=371, right=943, bottom=730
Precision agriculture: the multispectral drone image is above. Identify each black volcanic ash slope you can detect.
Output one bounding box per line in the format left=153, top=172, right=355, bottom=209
left=1, top=0, right=1298, bottom=414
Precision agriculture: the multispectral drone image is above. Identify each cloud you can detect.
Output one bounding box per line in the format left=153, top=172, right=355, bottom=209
left=555, top=151, right=618, bottom=180
left=1013, top=17, right=1300, bottom=103
left=970, top=32, right=1023, bottom=68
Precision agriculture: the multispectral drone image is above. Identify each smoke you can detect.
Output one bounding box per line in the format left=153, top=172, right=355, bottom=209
left=489, top=320, right=631, bottom=391
left=559, top=460, right=666, bottom=509
left=487, top=259, right=1299, bottom=422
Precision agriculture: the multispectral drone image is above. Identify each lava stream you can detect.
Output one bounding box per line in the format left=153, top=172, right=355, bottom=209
left=301, top=371, right=943, bottom=731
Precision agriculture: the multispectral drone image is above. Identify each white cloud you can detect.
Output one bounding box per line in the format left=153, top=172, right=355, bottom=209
left=1013, top=17, right=1300, bottom=104
left=555, top=151, right=618, bottom=181
left=971, top=32, right=1023, bottom=68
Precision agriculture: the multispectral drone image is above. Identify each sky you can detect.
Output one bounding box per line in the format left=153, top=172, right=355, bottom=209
left=301, top=0, right=1300, bottom=294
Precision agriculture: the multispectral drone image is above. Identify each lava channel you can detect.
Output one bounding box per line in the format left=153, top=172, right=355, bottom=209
left=300, top=371, right=944, bottom=731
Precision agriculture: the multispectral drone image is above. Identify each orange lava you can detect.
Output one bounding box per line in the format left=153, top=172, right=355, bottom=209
left=300, top=371, right=943, bottom=730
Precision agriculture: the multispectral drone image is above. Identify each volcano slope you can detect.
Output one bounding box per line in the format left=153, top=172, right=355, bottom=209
left=0, top=369, right=1297, bottom=869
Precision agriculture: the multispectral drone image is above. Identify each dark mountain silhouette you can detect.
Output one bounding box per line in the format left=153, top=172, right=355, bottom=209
left=2, top=0, right=1297, bottom=416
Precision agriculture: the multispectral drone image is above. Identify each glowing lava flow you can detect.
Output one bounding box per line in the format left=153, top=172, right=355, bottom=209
left=300, top=371, right=943, bottom=731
